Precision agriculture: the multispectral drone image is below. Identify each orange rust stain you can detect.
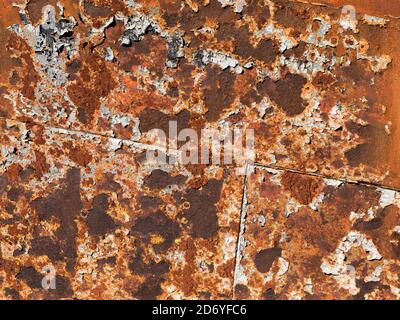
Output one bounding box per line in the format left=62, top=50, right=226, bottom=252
left=0, top=1, right=21, bottom=27
left=0, top=2, right=21, bottom=83
left=62, top=0, right=80, bottom=20
left=280, top=172, right=322, bottom=205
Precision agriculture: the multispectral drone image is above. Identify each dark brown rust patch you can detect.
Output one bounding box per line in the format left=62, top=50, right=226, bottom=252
left=7, top=186, right=22, bottom=202
left=228, top=24, right=279, bottom=64
left=134, top=276, right=164, bottom=300
left=283, top=41, right=307, bottom=59
left=172, top=0, right=241, bottom=36
left=263, top=288, right=277, bottom=300
left=143, top=170, right=186, bottom=190
left=86, top=194, right=117, bottom=237
left=342, top=60, right=374, bottom=84
left=139, top=109, right=190, bottom=135
left=0, top=174, right=8, bottom=194
left=180, top=179, right=223, bottom=239
left=3, top=288, right=20, bottom=300
left=312, top=72, right=336, bottom=90
left=257, top=73, right=307, bottom=116
left=354, top=205, right=400, bottom=260
left=345, top=122, right=389, bottom=167
left=84, top=1, right=112, bottom=18
left=243, top=0, right=271, bottom=27
left=16, top=266, right=43, bottom=289
left=354, top=218, right=383, bottom=231
left=117, top=34, right=168, bottom=76
left=254, top=248, right=282, bottom=273
left=354, top=279, right=391, bottom=300
left=131, top=211, right=180, bottom=252
left=252, top=40, right=279, bottom=64
left=32, top=168, right=82, bottom=271
left=15, top=266, right=73, bottom=298
left=98, top=256, right=116, bottom=267
left=129, top=254, right=170, bottom=276
left=234, top=284, right=250, bottom=299
left=324, top=183, right=380, bottom=220
left=274, top=0, right=310, bottom=34
left=30, top=236, right=63, bottom=261
left=137, top=194, right=163, bottom=211
left=51, top=275, right=74, bottom=298
left=203, top=66, right=236, bottom=122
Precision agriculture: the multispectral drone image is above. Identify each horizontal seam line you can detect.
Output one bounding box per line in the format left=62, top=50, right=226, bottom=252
left=253, top=163, right=400, bottom=192
left=2, top=117, right=399, bottom=191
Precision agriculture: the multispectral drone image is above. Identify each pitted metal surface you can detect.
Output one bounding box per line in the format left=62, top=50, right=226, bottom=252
left=1, top=0, right=400, bottom=300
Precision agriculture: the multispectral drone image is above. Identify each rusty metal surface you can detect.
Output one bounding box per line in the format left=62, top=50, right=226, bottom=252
left=2, top=0, right=400, bottom=187
left=0, top=118, right=243, bottom=299
left=1, top=0, right=400, bottom=300
left=235, top=165, right=400, bottom=299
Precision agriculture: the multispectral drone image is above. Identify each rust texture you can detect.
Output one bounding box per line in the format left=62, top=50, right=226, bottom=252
left=0, top=119, right=243, bottom=299
left=1, top=0, right=400, bottom=300
left=235, top=166, right=400, bottom=299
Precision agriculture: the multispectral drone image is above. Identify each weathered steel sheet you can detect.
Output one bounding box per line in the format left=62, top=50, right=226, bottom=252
left=0, top=118, right=242, bottom=299
left=1, top=0, right=400, bottom=300
left=236, top=165, right=400, bottom=299
left=1, top=1, right=400, bottom=187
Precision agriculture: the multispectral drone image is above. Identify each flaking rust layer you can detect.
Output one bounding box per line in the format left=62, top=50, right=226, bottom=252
left=236, top=165, right=400, bottom=300
left=1, top=0, right=400, bottom=187
left=1, top=0, right=400, bottom=300
left=0, top=118, right=242, bottom=299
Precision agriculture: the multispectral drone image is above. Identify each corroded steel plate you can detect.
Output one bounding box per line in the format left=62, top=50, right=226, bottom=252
left=0, top=119, right=242, bottom=299
left=236, top=165, right=400, bottom=299
left=1, top=0, right=399, bottom=300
